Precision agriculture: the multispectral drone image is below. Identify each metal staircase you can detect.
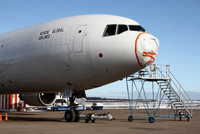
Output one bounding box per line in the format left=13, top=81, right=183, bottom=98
left=126, top=64, right=193, bottom=122
left=156, top=80, right=192, bottom=118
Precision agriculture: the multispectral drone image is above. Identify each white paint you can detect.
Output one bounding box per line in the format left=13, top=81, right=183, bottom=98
left=0, top=14, right=159, bottom=96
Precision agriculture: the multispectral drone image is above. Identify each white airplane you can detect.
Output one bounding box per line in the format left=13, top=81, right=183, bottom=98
left=0, top=14, right=159, bottom=122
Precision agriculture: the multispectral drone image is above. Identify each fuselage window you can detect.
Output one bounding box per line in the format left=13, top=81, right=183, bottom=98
left=103, top=24, right=117, bottom=37
left=129, top=25, right=145, bottom=32
left=117, top=25, right=128, bottom=34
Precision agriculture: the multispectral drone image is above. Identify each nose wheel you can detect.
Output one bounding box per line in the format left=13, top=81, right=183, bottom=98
left=64, top=90, right=80, bottom=122
left=65, top=109, right=80, bottom=122
left=65, top=110, right=75, bottom=122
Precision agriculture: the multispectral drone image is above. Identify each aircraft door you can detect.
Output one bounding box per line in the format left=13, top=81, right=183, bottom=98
left=73, top=25, right=87, bottom=53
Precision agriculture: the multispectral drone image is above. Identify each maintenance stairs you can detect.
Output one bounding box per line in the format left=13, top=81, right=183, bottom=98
left=126, top=64, right=193, bottom=122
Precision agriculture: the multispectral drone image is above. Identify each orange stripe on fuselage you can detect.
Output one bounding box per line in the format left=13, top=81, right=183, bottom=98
left=143, top=52, right=157, bottom=55
left=142, top=54, right=156, bottom=60
left=135, top=32, right=148, bottom=67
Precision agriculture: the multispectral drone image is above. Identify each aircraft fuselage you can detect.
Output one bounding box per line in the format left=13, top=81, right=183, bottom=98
left=0, top=14, right=159, bottom=94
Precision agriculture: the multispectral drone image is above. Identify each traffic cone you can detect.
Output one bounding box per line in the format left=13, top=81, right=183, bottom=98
left=5, top=113, right=8, bottom=121
left=0, top=114, right=2, bottom=121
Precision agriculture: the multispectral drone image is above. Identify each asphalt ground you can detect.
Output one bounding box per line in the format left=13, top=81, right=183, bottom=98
left=0, top=109, right=199, bottom=134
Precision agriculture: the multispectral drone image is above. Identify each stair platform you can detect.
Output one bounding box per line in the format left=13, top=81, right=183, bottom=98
left=131, top=77, right=170, bottom=81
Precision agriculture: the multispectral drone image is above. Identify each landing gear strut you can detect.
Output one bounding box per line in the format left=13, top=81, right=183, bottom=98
left=64, top=90, right=80, bottom=122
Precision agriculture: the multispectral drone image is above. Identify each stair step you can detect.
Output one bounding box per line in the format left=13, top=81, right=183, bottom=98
left=169, top=100, right=179, bottom=102
left=165, top=94, right=176, bottom=96
left=161, top=88, right=169, bottom=91
left=160, top=85, right=168, bottom=87
left=171, top=100, right=181, bottom=102
left=162, top=88, right=169, bottom=90
left=174, top=101, right=184, bottom=105
left=159, top=84, right=168, bottom=86
left=168, top=95, right=177, bottom=97
left=175, top=106, right=185, bottom=108
left=167, top=95, right=177, bottom=98
left=164, top=92, right=175, bottom=94
left=173, top=102, right=183, bottom=105
left=161, top=88, right=169, bottom=90
left=160, top=86, right=169, bottom=89
left=158, top=81, right=167, bottom=83
left=175, top=105, right=184, bottom=108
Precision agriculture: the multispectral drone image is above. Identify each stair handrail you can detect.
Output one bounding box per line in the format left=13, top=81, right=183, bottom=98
left=153, top=64, right=193, bottom=116
left=146, top=64, right=171, bottom=79
left=166, top=68, right=194, bottom=116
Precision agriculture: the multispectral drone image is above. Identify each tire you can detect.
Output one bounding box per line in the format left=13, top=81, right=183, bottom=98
left=85, top=119, right=89, bottom=123
left=128, top=116, right=133, bottom=122
left=149, top=117, right=155, bottom=123
left=92, top=119, right=95, bottom=123
left=65, top=110, right=75, bottom=122
left=179, top=112, right=182, bottom=121
left=187, top=116, right=190, bottom=121
left=179, top=116, right=182, bottom=121
left=74, top=110, right=80, bottom=122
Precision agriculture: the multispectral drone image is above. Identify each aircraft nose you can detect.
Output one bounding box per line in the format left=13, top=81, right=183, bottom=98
left=135, top=32, right=159, bottom=67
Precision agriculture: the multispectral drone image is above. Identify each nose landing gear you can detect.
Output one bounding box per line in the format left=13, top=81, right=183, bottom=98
left=64, top=90, right=81, bottom=122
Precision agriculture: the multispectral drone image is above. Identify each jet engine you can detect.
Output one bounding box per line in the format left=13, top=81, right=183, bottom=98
left=19, top=93, right=56, bottom=106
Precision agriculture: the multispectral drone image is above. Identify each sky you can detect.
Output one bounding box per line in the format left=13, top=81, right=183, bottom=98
left=0, top=0, right=200, bottom=99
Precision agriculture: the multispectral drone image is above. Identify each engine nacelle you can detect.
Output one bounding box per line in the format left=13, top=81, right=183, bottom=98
left=19, top=93, right=56, bottom=106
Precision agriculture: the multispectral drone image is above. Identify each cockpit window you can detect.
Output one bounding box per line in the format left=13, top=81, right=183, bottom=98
left=103, top=24, right=146, bottom=37
left=129, top=25, right=145, bottom=32
left=117, top=25, right=128, bottom=34
left=103, top=24, right=117, bottom=37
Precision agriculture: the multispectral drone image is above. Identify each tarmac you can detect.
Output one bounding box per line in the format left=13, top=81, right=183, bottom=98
left=0, top=109, right=200, bottom=134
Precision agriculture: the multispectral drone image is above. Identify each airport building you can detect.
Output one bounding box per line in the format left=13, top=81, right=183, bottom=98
left=0, top=94, right=26, bottom=112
